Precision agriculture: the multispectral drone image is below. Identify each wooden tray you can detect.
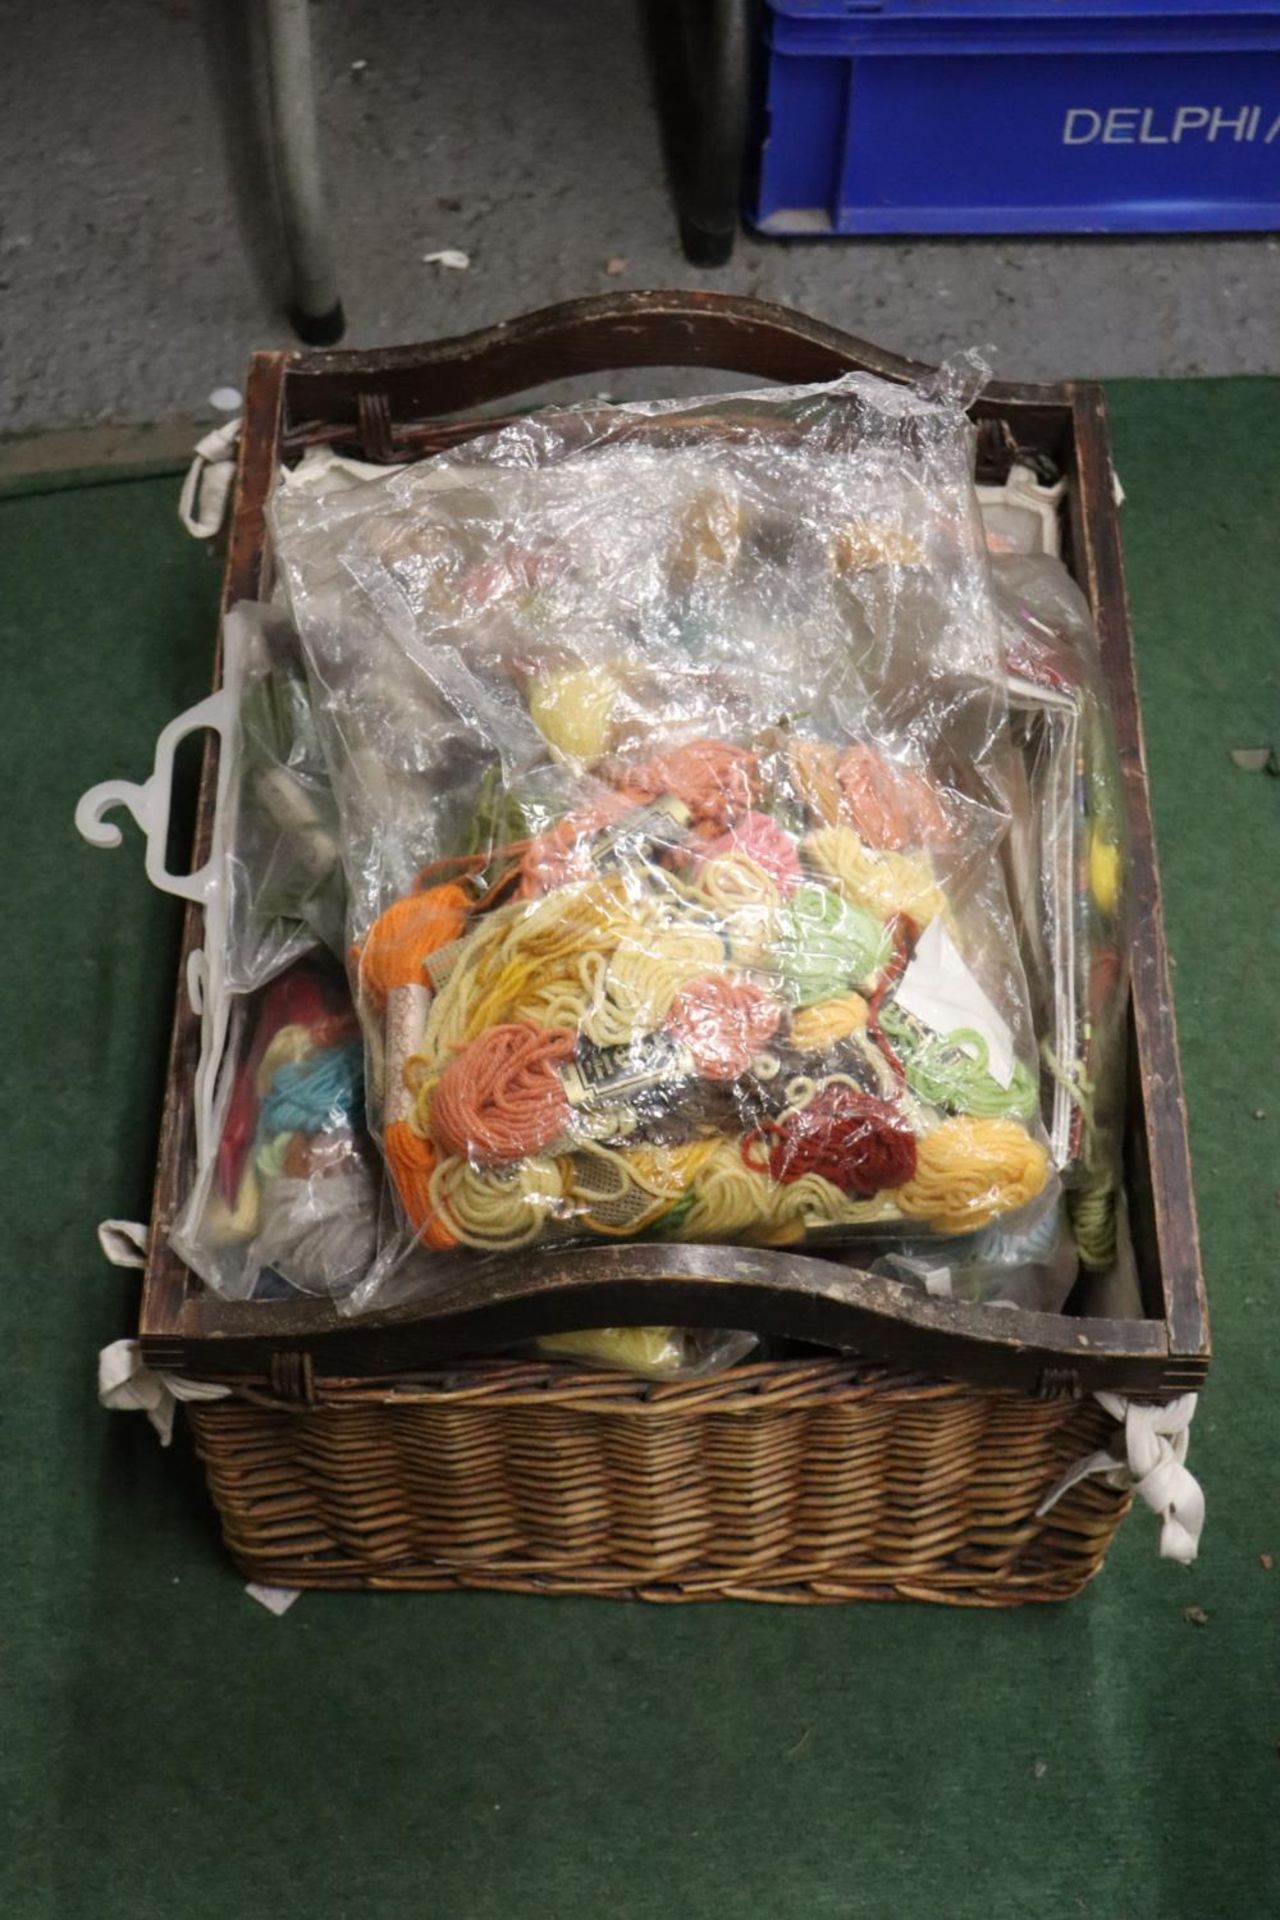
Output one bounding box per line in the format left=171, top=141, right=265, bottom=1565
left=140, top=291, right=1208, bottom=1401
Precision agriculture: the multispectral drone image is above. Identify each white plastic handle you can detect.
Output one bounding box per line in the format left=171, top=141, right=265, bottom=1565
left=75, top=688, right=236, bottom=903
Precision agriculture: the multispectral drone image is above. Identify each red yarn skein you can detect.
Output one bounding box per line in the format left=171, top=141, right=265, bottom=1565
left=431, top=1022, right=576, bottom=1165
left=749, top=1085, right=917, bottom=1196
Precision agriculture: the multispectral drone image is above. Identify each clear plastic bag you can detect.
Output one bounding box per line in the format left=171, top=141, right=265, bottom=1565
left=533, top=1326, right=757, bottom=1380
left=164, top=604, right=368, bottom=1302
left=170, top=957, right=379, bottom=1301
left=870, top=1191, right=1079, bottom=1313
left=268, top=375, right=1059, bottom=1314
left=223, top=603, right=346, bottom=990
left=991, top=551, right=1129, bottom=1273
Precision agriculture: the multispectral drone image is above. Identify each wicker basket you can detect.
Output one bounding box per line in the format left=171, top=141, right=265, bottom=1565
left=132, top=295, right=1205, bottom=1603
left=187, top=1360, right=1130, bottom=1603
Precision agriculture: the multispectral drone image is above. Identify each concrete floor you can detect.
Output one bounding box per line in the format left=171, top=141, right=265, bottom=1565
left=3, top=0, right=1279, bottom=435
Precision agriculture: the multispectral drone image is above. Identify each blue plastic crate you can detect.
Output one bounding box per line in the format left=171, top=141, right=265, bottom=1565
left=753, top=0, right=1280, bottom=234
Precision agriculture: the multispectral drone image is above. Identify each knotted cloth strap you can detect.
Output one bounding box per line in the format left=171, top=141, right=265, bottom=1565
left=97, top=1219, right=148, bottom=1269
left=1037, top=1392, right=1204, bottom=1564
left=178, top=419, right=241, bottom=538
left=98, top=1339, right=232, bottom=1447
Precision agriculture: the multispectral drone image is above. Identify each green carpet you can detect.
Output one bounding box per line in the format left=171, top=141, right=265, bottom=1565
left=2, top=388, right=1277, bottom=1919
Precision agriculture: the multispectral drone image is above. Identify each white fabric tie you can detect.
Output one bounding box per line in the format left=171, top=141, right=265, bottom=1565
left=98, top=1340, right=301, bottom=1613
left=97, top=1219, right=148, bottom=1270
left=178, top=419, right=241, bottom=537
left=98, top=1338, right=232, bottom=1446
left=1037, top=1391, right=1204, bottom=1564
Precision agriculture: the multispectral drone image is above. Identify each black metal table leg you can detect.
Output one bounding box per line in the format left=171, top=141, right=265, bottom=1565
left=675, top=0, right=752, bottom=266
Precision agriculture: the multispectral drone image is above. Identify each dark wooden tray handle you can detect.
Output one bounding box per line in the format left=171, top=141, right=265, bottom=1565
left=282, top=289, right=1061, bottom=433
left=145, top=1239, right=1175, bottom=1398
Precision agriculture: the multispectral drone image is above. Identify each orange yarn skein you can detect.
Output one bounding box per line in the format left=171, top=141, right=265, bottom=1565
left=666, top=976, right=782, bottom=1081
left=618, top=739, right=759, bottom=829
left=431, top=1022, right=577, bottom=1164
left=383, top=1123, right=458, bottom=1248
left=361, top=880, right=472, bottom=1243
left=357, top=882, right=472, bottom=1007
left=518, top=792, right=633, bottom=899
left=836, top=746, right=951, bottom=852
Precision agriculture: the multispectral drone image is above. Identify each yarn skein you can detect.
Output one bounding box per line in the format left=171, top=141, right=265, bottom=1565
left=383, top=1124, right=458, bottom=1248
left=747, top=1084, right=917, bottom=1196
left=252, top=1167, right=379, bottom=1297
left=805, top=824, right=946, bottom=926
left=366, top=882, right=477, bottom=1237
left=1069, top=1178, right=1118, bottom=1270
left=787, top=738, right=843, bottom=829
left=255, top=1130, right=297, bottom=1180
left=619, top=739, right=759, bottom=829
left=669, top=488, right=744, bottom=593
left=698, top=811, right=802, bottom=895
left=261, top=1040, right=364, bottom=1136
left=1089, top=829, right=1121, bottom=916
left=283, top=1128, right=359, bottom=1180
left=788, top=993, right=869, bottom=1052
left=430, top=1022, right=576, bottom=1164
left=879, top=1007, right=1039, bottom=1120
left=358, top=882, right=472, bottom=1007
left=528, top=664, right=620, bottom=760
left=253, top=1023, right=315, bottom=1096
left=518, top=792, right=634, bottom=898
left=665, top=975, right=783, bottom=1081
left=774, top=881, right=891, bottom=1005
left=836, top=745, right=951, bottom=851
left=894, top=1116, right=1050, bottom=1234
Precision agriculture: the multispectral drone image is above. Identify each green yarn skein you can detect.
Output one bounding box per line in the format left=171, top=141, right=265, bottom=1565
left=880, top=1005, right=1039, bottom=1120
left=776, top=882, right=892, bottom=1006
left=1069, top=1178, right=1117, bottom=1270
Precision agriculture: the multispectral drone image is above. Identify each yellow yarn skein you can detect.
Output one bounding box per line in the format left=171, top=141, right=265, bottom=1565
left=536, top=1327, right=689, bottom=1376
left=805, top=825, right=946, bottom=926
left=1090, top=830, right=1121, bottom=916
left=893, top=1116, right=1050, bottom=1234
left=788, top=994, right=870, bottom=1051
left=528, top=664, right=620, bottom=760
